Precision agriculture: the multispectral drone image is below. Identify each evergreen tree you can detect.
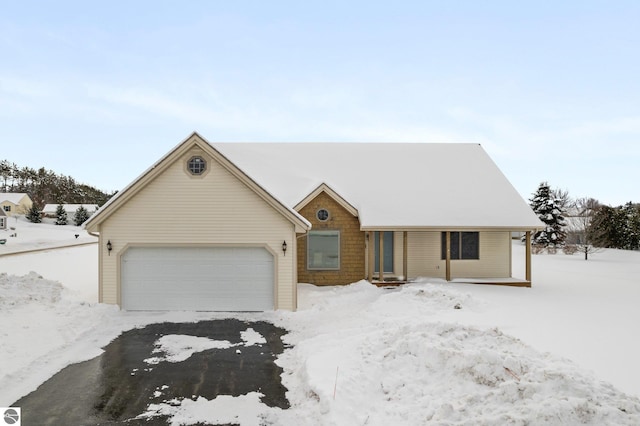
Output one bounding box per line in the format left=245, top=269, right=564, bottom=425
left=588, top=203, right=640, bottom=250
left=55, top=204, right=68, bottom=225
left=529, top=182, right=568, bottom=248
left=622, top=202, right=640, bottom=250
left=26, top=204, right=42, bottom=223
left=73, top=205, right=90, bottom=226
left=590, top=205, right=620, bottom=248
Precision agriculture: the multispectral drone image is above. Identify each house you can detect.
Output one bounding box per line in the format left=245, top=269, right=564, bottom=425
left=84, top=132, right=543, bottom=312
left=0, top=193, right=33, bottom=216
left=0, top=208, right=6, bottom=230
left=42, top=204, right=99, bottom=218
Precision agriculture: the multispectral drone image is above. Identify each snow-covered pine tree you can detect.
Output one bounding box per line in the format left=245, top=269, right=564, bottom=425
left=73, top=205, right=90, bottom=226
left=529, top=182, right=567, bottom=249
left=622, top=202, right=640, bottom=250
left=55, top=204, right=68, bottom=225
left=26, top=204, right=42, bottom=223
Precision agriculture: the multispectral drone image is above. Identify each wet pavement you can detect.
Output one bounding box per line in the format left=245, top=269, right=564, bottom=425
left=15, top=319, right=290, bottom=425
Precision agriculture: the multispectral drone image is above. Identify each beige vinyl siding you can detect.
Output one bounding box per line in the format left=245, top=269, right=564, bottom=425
left=407, top=232, right=445, bottom=279
left=407, top=231, right=511, bottom=279
left=450, top=231, right=511, bottom=278
left=99, top=149, right=298, bottom=310
left=0, top=195, right=32, bottom=216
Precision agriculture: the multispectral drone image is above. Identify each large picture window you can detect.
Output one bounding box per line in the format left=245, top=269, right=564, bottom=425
left=441, top=232, right=479, bottom=260
left=307, top=230, right=340, bottom=270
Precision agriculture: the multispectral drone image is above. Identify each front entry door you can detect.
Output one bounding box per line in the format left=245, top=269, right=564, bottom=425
left=374, top=231, right=394, bottom=273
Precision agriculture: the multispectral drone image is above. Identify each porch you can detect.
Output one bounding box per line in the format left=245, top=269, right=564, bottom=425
left=372, top=277, right=531, bottom=288
left=366, top=230, right=534, bottom=286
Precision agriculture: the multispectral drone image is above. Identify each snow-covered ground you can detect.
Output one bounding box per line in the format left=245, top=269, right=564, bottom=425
left=1, top=217, right=640, bottom=424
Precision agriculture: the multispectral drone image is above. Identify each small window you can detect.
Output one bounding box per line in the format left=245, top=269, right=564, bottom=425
left=0, top=217, right=4, bottom=227
left=316, top=208, right=329, bottom=221
left=187, top=156, right=206, bottom=175
left=441, top=232, right=479, bottom=260
left=3, top=205, right=10, bottom=212
left=307, top=230, right=340, bottom=270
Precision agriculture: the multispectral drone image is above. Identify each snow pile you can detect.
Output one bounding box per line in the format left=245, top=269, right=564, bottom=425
left=278, top=281, right=640, bottom=425
left=0, top=272, right=118, bottom=405
left=0, top=271, right=63, bottom=306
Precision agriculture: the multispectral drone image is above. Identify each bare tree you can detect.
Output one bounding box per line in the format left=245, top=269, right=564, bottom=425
left=552, top=188, right=574, bottom=212
left=572, top=197, right=602, bottom=260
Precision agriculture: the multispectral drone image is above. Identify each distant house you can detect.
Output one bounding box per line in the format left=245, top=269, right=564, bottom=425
left=0, top=208, right=6, bottom=230
left=85, top=132, right=543, bottom=312
left=0, top=193, right=33, bottom=216
left=42, top=204, right=99, bottom=219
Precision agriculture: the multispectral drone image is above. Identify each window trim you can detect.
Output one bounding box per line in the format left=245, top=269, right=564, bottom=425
left=3, top=205, right=11, bottom=212
left=441, top=232, right=480, bottom=260
left=316, top=208, right=330, bottom=222
left=307, top=230, right=341, bottom=270
left=187, top=155, right=207, bottom=176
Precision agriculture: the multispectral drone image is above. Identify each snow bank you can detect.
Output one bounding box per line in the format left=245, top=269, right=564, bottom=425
left=0, top=271, right=64, bottom=306
left=277, top=281, right=640, bottom=425
left=0, top=272, right=118, bottom=405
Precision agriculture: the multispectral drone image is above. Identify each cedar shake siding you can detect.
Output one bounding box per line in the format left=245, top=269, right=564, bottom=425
left=297, top=191, right=365, bottom=285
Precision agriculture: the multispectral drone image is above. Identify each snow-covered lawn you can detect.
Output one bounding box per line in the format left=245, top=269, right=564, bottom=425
left=1, top=219, right=640, bottom=424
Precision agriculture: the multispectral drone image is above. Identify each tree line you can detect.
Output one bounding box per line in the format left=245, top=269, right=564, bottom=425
left=0, top=159, right=115, bottom=207
left=529, top=182, right=640, bottom=258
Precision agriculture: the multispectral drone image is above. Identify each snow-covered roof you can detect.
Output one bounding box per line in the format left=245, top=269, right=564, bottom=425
left=0, top=193, right=29, bottom=204
left=84, top=133, right=311, bottom=233
left=42, top=204, right=99, bottom=214
left=213, top=142, right=543, bottom=229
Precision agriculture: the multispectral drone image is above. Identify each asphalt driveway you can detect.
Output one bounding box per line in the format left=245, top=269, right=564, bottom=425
left=15, top=319, right=290, bottom=425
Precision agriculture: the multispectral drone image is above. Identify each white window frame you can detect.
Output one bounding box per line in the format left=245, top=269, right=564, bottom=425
left=307, top=230, right=340, bottom=270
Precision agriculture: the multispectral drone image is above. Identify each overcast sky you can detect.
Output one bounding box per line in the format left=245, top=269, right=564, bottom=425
left=1, top=1, right=639, bottom=206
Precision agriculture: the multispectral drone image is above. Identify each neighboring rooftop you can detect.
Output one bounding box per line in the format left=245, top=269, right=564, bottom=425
left=0, top=193, right=29, bottom=204
left=42, top=204, right=99, bottom=214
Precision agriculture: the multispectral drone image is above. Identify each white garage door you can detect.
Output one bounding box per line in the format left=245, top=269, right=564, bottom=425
left=121, top=246, right=274, bottom=311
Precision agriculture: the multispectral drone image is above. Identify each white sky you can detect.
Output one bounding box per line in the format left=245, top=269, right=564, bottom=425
left=1, top=1, right=639, bottom=206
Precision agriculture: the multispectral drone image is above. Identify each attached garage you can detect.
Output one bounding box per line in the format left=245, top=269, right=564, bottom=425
left=84, top=133, right=311, bottom=312
left=121, top=246, right=274, bottom=311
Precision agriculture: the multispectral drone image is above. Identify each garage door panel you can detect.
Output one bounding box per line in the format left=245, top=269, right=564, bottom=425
left=121, top=247, right=274, bottom=311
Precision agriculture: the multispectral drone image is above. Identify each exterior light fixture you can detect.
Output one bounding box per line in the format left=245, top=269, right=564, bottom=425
left=107, top=240, right=113, bottom=255
left=282, top=240, right=287, bottom=256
